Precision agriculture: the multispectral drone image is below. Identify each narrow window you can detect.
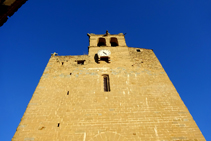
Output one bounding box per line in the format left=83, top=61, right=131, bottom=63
left=110, top=37, right=118, bottom=46
left=67, top=91, right=69, bottom=95
left=103, top=75, right=110, bottom=92
left=136, top=49, right=140, bottom=52
left=57, top=123, right=60, bottom=127
left=77, top=60, right=85, bottom=65
left=98, top=38, right=106, bottom=46
left=70, top=73, right=72, bottom=75
left=62, top=62, right=64, bottom=65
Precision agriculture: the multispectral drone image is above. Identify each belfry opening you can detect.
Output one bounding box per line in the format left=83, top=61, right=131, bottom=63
left=97, top=37, right=106, bottom=46
left=110, top=37, right=118, bottom=46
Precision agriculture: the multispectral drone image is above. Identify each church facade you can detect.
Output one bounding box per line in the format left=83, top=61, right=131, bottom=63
left=13, top=32, right=205, bottom=141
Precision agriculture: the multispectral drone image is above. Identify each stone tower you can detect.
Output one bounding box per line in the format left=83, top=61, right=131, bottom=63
left=13, top=31, right=205, bottom=141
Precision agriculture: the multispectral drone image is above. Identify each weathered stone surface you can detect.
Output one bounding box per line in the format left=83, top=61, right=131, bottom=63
left=12, top=32, right=205, bottom=141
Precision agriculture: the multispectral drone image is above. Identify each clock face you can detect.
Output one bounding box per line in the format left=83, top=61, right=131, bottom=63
left=98, top=50, right=111, bottom=57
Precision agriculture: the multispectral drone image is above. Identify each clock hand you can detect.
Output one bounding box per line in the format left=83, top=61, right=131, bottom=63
left=103, top=52, right=107, bottom=55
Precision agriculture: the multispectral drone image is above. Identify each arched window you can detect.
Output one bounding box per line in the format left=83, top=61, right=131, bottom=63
left=97, top=38, right=106, bottom=46
left=110, top=37, right=118, bottom=47
left=102, top=74, right=110, bottom=92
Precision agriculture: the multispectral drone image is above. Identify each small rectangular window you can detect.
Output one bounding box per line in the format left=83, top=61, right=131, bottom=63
left=103, top=75, right=110, bottom=92
left=77, top=60, right=85, bottom=65
left=100, top=57, right=109, bottom=63
left=136, top=49, right=140, bottom=52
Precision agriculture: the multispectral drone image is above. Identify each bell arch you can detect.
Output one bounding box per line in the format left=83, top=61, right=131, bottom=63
left=98, top=38, right=106, bottom=46
left=110, top=37, right=118, bottom=46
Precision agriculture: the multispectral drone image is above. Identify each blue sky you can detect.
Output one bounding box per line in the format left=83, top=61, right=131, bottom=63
left=0, top=0, right=210, bottom=140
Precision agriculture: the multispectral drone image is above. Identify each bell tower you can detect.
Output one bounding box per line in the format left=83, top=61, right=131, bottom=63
left=13, top=32, right=205, bottom=141
left=87, top=30, right=127, bottom=47
left=88, top=31, right=131, bottom=66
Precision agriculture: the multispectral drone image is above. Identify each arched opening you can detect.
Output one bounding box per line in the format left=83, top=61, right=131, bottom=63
left=102, top=74, right=110, bottom=92
left=97, top=38, right=106, bottom=46
left=110, top=37, right=118, bottom=47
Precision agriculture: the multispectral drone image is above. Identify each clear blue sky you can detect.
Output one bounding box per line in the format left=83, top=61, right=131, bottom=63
left=0, top=0, right=210, bottom=140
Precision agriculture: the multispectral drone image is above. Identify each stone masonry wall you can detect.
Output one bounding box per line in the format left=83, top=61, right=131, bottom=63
left=12, top=46, right=205, bottom=141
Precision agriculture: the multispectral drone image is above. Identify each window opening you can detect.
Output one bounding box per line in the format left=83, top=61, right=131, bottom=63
left=110, top=37, right=118, bottom=46
left=62, top=62, right=64, bottom=65
left=98, top=38, right=106, bottom=46
left=136, top=49, right=140, bottom=52
left=70, top=73, right=72, bottom=75
left=67, top=91, right=69, bottom=95
left=77, top=60, right=85, bottom=65
left=100, top=57, right=109, bottom=63
left=57, top=123, right=60, bottom=127
left=103, top=75, right=110, bottom=92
